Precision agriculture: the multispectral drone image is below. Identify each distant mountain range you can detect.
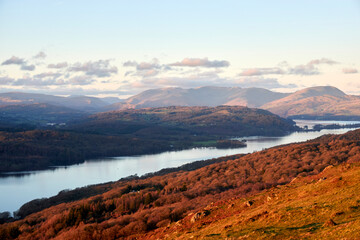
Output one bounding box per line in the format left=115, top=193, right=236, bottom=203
left=1, top=86, right=360, bottom=119
left=110, top=86, right=360, bottom=119
left=111, top=86, right=289, bottom=109
left=0, top=92, right=118, bottom=112
left=262, top=86, right=360, bottom=118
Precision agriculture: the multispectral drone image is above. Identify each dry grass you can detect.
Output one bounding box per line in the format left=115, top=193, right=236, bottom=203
left=147, top=163, right=360, bottom=239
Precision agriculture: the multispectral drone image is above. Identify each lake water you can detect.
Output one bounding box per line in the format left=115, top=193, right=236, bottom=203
left=0, top=121, right=359, bottom=213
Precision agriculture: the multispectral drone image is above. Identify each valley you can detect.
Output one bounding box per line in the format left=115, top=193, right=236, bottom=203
left=1, top=127, right=360, bottom=239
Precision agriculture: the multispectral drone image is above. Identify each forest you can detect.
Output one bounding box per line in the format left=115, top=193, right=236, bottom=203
left=0, top=106, right=297, bottom=172
left=1, top=128, right=359, bottom=239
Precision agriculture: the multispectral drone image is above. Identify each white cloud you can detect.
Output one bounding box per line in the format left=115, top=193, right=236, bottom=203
left=170, top=57, right=230, bottom=68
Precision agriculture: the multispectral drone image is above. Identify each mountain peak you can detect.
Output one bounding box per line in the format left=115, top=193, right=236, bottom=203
left=294, top=86, right=346, bottom=98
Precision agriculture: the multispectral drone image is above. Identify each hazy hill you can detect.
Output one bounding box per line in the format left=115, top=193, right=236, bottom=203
left=262, top=86, right=360, bottom=118
left=2, top=129, right=360, bottom=239
left=2, top=86, right=360, bottom=119
left=109, top=85, right=360, bottom=119
left=0, top=92, right=116, bottom=112
left=110, top=86, right=289, bottom=110
left=0, top=103, right=86, bottom=126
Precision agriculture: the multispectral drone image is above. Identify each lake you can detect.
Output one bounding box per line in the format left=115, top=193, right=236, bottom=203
left=0, top=120, right=359, bottom=214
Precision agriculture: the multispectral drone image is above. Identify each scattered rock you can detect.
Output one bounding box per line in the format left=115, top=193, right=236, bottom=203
left=290, top=177, right=298, bottom=183
left=317, top=177, right=327, bottom=183
left=244, top=200, right=254, bottom=207
left=322, top=165, right=334, bottom=172
left=323, top=218, right=337, bottom=227
left=331, top=211, right=344, bottom=218
left=228, top=203, right=235, bottom=209
left=224, top=224, right=232, bottom=229
left=190, top=210, right=210, bottom=223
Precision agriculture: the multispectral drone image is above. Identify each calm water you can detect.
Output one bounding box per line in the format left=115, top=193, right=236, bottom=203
left=0, top=121, right=358, bottom=213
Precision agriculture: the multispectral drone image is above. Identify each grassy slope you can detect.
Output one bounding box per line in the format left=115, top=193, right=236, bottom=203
left=145, top=163, right=360, bottom=239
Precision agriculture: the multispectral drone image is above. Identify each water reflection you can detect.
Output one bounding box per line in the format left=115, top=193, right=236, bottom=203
left=0, top=123, right=358, bottom=213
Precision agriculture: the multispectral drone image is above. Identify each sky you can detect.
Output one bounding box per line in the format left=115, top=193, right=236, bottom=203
left=0, top=0, right=359, bottom=98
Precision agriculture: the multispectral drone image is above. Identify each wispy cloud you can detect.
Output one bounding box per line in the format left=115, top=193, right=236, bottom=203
left=1, top=56, right=25, bottom=65
left=34, top=72, right=62, bottom=79
left=236, top=77, right=297, bottom=89
left=239, top=58, right=339, bottom=77
left=239, top=68, right=284, bottom=76
left=69, top=60, right=118, bottom=77
left=68, top=75, right=95, bottom=85
left=33, top=51, right=47, bottom=59
left=12, top=77, right=65, bottom=86
left=170, top=57, right=230, bottom=68
left=0, top=76, right=14, bottom=85
left=2, top=55, right=36, bottom=71
left=308, top=58, right=338, bottom=65
left=20, top=64, right=36, bottom=71
left=123, top=59, right=167, bottom=77
left=288, top=64, right=319, bottom=75
left=48, top=62, right=68, bottom=69
left=343, top=68, right=358, bottom=74
left=289, top=58, right=338, bottom=76
left=124, top=59, right=162, bottom=71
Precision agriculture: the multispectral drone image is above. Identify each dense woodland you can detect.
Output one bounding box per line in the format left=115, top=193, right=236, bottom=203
left=70, top=106, right=297, bottom=137
left=0, top=106, right=297, bottom=172
left=1, top=129, right=359, bottom=239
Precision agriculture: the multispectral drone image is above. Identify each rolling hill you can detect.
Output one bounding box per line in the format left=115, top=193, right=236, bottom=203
left=69, top=106, right=297, bottom=137
left=262, top=86, right=360, bottom=118
left=108, top=86, right=360, bottom=119
left=0, top=103, right=86, bottom=126
left=110, top=86, right=289, bottom=109
left=2, top=86, right=360, bottom=119
left=0, top=92, right=118, bottom=112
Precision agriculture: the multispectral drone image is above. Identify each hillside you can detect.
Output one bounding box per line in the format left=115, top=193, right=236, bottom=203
left=0, top=104, right=86, bottom=126
left=69, top=106, right=297, bottom=138
left=1, top=129, right=360, bottom=239
left=0, top=106, right=296, bottom=172
left=110, top=86, right=289, bottom=110
left=0, top=92, right=118, bottom=112
left=146, top=162, right=360, bottom=239
left=262, top=86, right=360, bottom=118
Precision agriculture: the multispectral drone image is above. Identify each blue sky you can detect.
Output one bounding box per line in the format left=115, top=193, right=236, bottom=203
left=0, top=0, right=359, bottom=97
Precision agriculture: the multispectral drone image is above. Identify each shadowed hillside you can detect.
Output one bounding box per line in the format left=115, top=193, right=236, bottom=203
left=0, top=106, right=297, bottom=172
